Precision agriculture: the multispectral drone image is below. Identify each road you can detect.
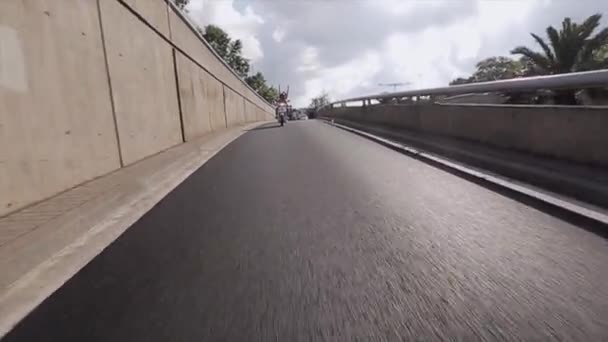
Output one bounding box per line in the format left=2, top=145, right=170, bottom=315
left=3, top=120, right=608, bottom=341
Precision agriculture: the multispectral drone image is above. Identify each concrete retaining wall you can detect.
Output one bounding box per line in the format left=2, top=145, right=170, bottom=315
left=0, top=0, right=274, bottom=216
left=176, top=53, right=214, bottom=140
left=101, top=0, right=183, bottom=165
left=223, top=86, right=241, bottom=126
left=0, top=1, right=121, bottom=215
left=323, top=104, right=608, bottom=167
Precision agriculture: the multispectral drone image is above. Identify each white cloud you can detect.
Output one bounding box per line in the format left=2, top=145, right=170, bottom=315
left=296, top=46, right=320, bottom=73
left=187, top=0, right=265, bottom=61
left=184, top=0, right=608, bottom=107
left=272, top=28, right=286, bottom=43
left=299, top=51, right=383, bottom=104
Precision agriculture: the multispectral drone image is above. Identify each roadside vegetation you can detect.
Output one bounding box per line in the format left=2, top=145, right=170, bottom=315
left=451, top=14, right=608, bottom=104
left=174, top=0, right=279, bottom=103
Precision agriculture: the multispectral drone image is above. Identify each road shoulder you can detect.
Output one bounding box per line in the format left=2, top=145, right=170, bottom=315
left=322, top=118, right=608, bottom=226
left=0, top=121, right=267, bottom=338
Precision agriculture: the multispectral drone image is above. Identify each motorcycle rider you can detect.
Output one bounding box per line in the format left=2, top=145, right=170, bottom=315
left=275, top=91, right=291, bottom=120
left=276, top=91, right=290, bottom=109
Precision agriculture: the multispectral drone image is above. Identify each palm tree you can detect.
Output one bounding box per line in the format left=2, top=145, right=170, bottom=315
left=511, top=14, right=608, bottom=104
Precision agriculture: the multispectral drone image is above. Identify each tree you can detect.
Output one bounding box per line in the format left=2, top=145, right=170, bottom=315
left=202, top=25, right=250, bottom=78
left=448, top=56, right=545, bottom=104
left=449, top=56, right=530, bottom=86
left=245, top=72, right=278, bottom=103
left=259, top=86, right=279, bottom=104
left=449, top=77, right=473, bottom=86
left=227, top=40, right=250, bottom=78
left=203, top=25, right=232, bottom=61
left=470, top=57, right=525, bottom=82
left=518, top=55, right=540, bottom=77
left=201, top=24, right=276, bottom=103
left=309, top=92, right=330, bottom=113
left=511, top=14, right=608, bottom=74
left=307, top=92, right=331, bottom=118
left=450, top=57, right=527, bottom=86
left=592, top=43, right=608, bottom=68
left=245, top=72, right=266, bottom=91
left=174, top=0, right=189, bottom=10
left=511, top=14, right=608, bottom=104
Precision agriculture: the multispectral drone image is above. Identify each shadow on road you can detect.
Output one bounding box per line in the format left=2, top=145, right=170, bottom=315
left=330, top=123, right=608, bottom=239
left=247, top=124, right=282, bottom=131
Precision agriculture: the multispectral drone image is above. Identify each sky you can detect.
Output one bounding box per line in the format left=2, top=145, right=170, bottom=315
left=185, top=0, right=608, bottom=107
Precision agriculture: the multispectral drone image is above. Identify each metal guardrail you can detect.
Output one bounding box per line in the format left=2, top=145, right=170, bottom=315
left=330, top=69, right=608, bottom=106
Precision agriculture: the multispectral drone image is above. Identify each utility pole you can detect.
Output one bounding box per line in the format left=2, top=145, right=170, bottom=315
left=378, top=82, right=411, bottom=92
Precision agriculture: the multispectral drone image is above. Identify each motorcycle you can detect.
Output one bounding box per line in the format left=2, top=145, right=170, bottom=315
left=276, top=104, right=287, bottom=127
left=275, top=85, right=291, bottom=127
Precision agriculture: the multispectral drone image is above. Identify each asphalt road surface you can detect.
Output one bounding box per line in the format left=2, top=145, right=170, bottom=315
left=4, top=120, right=608, bottom=341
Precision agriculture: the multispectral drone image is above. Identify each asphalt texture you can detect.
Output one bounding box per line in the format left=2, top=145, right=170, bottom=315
left=4, top=120, right=608, bottom=341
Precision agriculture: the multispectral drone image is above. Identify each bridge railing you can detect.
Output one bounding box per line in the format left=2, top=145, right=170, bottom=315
left=328, top=69, right=608, bottom=107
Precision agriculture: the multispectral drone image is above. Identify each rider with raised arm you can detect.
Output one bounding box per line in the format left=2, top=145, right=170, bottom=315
left=275, top=87, right=291, bottom=126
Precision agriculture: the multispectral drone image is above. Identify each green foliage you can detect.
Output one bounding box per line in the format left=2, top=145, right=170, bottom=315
left=203, top=25, right=232, bottom=62
left=260, top=86, right=279, bottom=103
left=471, top=57, right=525, bottom=81
left=227, top=40, right=250, bottom=78
left=307, top=92, right=330, bottom=118
left=449, top=77, right=473, bottom=86
left=309, top=92, right=330, bottom=109
left=245, top=72, right=266, bottom=91
left=449, top=57, right=527, bottom=85
left=201, top=25, right=250, bottom=78
left=510, top=13, right=608, bottom=104
left=592, top=43, right=608, bottom=68
left=511, top=13, right=608, bottom=74
left=451, top=14, right=608, bottom=104
left=202, top=25, right=275, bottom=100
left=245, top=72, right=278, bottom=103
left=194, top=23, right=279, bottom=103
left=174, top=0, right=189, bottom=10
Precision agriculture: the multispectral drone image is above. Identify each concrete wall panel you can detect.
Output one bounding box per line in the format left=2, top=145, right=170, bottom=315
left=101, top=0, right=182, bottom=165
left=423, top=105, right=608, bottom=165
left=223, top=86, right=240, bottom=126
left=176, top=52, right=228, bottom=139
left=245, top=101, right=256, bottom=122
left=122, top=0, right=170, bottom=37
left=0, top=0, right=120, bottom=216
left=168, top=11, right=228, bottom=86
left=167, top=8, right=273, bottom=115
left=243, top=100, right=250, bottom=123
left=209, top=85, right=227, bottom=131
left=1, top=0, right=272, bottom=216
left=239, top=98, right=247, bottom=124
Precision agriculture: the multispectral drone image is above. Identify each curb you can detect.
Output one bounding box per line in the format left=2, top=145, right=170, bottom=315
left=322, top=119, right=608, bottom=226
left=0, top=122, right=268, bottom=338
left=330, top=119, right=608, bottom=210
